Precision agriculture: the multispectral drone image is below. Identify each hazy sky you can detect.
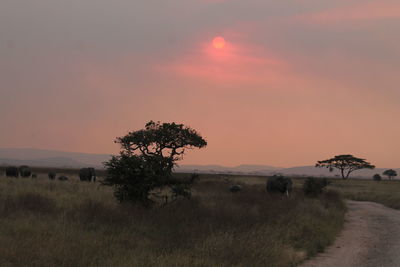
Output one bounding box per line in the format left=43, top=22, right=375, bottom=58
left=1, top=0, right=400, bottom=167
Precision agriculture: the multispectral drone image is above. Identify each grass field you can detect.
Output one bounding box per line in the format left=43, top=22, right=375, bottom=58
left=329, top=178, right=400, bottom=210
left=0, top=173, right=345, bottom=267
left=225, top=175, right=400, bottom=211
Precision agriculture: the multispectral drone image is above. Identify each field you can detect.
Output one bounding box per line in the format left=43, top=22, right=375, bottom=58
left=227, top=176, right=400, bottom=211
left=329, top=179, right=400, bottom=210
left=0, top=172, right=345, bottom=267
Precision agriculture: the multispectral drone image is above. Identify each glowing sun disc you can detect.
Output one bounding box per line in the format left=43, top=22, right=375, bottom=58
left=213, top=36, right=226, bottom=49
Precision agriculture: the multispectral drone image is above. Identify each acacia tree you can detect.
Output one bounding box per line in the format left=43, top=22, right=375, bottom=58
left=102, top=121, right=207, bottom=206
left=316, top=154, right=375, bottom=179
left=383, top=169, right=398, bottom=180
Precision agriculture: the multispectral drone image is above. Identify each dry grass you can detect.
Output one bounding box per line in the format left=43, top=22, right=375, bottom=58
left=329, top=178, right=400, bottom=210
left=0, top=174, right=345, bottom=267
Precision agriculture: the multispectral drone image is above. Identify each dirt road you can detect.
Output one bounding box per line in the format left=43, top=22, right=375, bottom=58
left=301, top=200, right=400, bottom=267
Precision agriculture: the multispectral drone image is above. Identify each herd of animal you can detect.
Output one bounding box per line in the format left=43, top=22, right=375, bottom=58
left=230, top=175, right=293, bottom=195
left=3, top=166, right=97, bottom=182
left=3, top=166, right=293, bottom=194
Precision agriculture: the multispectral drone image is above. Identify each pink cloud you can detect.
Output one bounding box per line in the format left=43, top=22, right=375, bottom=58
left=154, top=36, right=288, bottom=85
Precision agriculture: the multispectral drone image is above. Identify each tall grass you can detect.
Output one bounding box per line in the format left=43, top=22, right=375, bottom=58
left=0, top=175, right=345, bottom=267
left=330, top=179, right=400, bottom=210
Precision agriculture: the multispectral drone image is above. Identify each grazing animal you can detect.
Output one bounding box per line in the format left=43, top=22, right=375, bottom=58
left=79, top=167, right=96, bottom=182
left=6, top=167, right=19, bottom=178
left=31, top=174, right=38, bottom=178
left=48, top=172, right=56, bottom=180
left=19, top=165, right=31, bottom=178
left=229, top=185, right=242, bottom=193
left=266, top=175, right=293, bottom=196
left=58, top=176, right=68, bottom=181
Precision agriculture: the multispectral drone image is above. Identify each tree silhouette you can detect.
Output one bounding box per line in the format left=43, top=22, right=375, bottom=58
left=316, top=154, right=375, bottom=179
left=102, top=121, right=207, bottom=206
left=383, top=169, right=397, bottom=180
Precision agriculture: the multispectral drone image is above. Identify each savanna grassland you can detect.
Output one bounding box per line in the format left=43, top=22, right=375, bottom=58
left=0, top=172, right=345, bottom=267
left=233, top=176, right=400, bottom=211
left=330, top=178, right=400, bottom=210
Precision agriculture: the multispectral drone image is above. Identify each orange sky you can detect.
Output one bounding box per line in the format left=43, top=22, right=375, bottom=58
left=1, top=0, right=399, bottom=167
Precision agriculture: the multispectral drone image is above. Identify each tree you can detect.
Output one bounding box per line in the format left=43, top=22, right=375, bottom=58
left=102, top=121, right=207, bottom=206
left=383, top=169, right=398, bottom=180
left=315, top=154, right=375, bottom=179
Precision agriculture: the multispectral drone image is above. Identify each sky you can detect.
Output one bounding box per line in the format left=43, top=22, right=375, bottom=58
left=1, top=0, right=400, bottom=167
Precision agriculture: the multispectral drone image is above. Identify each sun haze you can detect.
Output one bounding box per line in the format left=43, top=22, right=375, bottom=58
left=1, top=0, right=400, bottom=168
left=212, top=36, right=226, bottom=49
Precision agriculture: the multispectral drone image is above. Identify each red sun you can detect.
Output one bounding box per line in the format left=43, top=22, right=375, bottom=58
left=212, top=36, right=226, bottom=49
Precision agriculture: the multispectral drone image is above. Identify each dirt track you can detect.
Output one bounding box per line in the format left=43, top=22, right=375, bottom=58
left=301, top=200, right=400, bottom=267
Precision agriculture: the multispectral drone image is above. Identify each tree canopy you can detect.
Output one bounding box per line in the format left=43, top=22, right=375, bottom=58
left=316, top=154, right=375, bottom=179
left=102, top=121, right=207, bottom=206
left=116, top=121, right=207, bottom=169
left=383, top=169, right=398, bottom=180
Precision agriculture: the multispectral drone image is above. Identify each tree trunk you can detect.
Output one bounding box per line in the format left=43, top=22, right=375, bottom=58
left=341, top=169, right=346, bottom=179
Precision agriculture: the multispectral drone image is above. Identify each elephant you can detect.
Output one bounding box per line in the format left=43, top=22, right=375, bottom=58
left=48, top=172, right=56, bottom=180
left=19, top=165, right=31, bottom=178
left=58, top=176, right=68, bottom=181
left=266, top=175, right=293, bottom=196
left=6, top=166, right=19, bottom=178
left=79, top=167, right=96, bottom=182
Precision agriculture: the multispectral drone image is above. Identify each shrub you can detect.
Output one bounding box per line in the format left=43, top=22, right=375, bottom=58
left=303, top=177, right=330, bottom=197
left=229, top=185, right=242, bottom=193
left=373, top=174, right=382, bottom=181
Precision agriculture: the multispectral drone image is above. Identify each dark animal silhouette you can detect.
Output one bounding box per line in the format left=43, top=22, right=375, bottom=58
left=58, top=176, right=68, bottom=181
left=266, top=175, right=293, bottom=196
left=6, top=167, right=19, bottom=178
left=229, top=185, right=242, bottom=193
left=79, top=168, right=96, bottom=182
left=373, top=174, right=382, bottom=181
left=48, top=172, right=56, bottom=180
left=31, top=174, right=38, bottom=178
left=19, top=165, right=31, bottom=178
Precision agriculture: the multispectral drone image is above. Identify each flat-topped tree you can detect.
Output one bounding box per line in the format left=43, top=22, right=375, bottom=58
left=316, top=154, right=375, bottom=179
left=383, top=169, right=397, bottom=180
left=103, top=121, right=207, bottom=206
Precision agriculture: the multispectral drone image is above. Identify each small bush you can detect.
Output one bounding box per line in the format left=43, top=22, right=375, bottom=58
left=303, top=177, right=330, bottom=197
left=373, top=174, right=382, bottom=181
left=229, top=185, right=242, bottom=193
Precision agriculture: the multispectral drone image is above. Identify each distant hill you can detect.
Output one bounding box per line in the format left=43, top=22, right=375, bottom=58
left=0, top=148, right=398, bottom=177
left=0, top=148, right=112, bottom=168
